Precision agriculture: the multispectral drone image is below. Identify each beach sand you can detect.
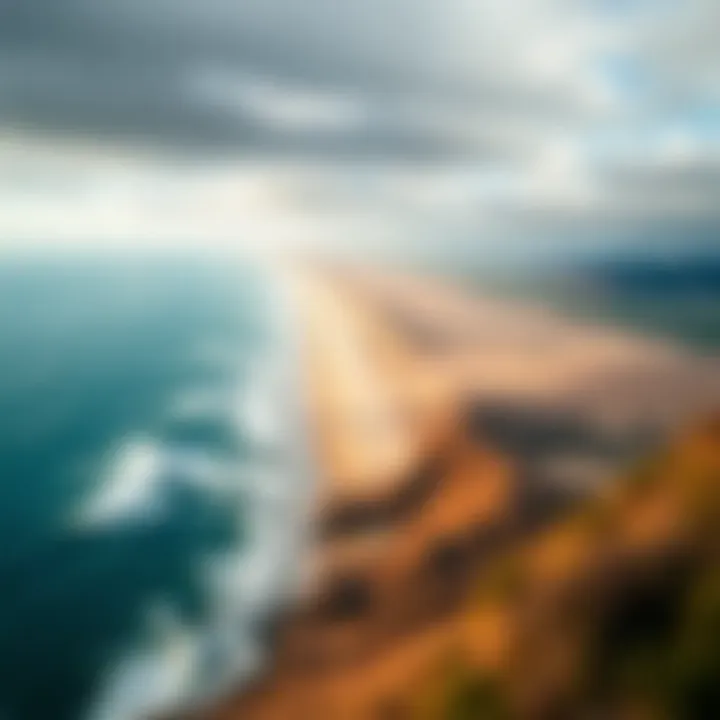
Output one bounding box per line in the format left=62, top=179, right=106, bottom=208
left=200, top=265, right=720, bottom=719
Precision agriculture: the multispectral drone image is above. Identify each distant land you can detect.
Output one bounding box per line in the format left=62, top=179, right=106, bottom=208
left=423, top=253, right=720, bottom=352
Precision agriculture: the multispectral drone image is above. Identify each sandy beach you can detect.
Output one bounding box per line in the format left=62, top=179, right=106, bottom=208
left=201, top=265, right=720, bottom=720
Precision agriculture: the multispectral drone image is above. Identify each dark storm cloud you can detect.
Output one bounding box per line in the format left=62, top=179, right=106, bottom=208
left=2, top=0, right=719, bottom=257
left=0, top=0, right=450, bottom=156
left=0, top=0, right=597, bottom=158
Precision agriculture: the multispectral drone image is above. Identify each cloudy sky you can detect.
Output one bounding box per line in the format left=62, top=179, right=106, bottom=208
left=0, top=0, right=718, bottom=260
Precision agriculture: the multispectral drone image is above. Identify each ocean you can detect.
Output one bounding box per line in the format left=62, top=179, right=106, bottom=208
left=0, top=255, right=309, bottom=719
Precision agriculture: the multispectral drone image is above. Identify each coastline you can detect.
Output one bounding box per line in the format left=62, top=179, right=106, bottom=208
left=199, top=264, right=720, bottom=719
left=172, top=260, right=325, bottom=717
left=83, top=259, right=318, bottom=720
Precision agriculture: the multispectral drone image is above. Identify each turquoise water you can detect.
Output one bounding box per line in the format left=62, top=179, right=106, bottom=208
left=0, top=256, right=304, bottom=719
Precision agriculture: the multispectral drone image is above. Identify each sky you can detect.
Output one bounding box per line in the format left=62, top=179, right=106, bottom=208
left=0, top=0, right=719, bottom=261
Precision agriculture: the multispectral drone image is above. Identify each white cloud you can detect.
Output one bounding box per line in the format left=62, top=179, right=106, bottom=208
left=1, top=0, right=719, bottom=259
left=188, top=69, right=370, bottom=134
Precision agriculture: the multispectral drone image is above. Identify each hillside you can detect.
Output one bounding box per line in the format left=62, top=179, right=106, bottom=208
left=198, top=268, right=720, bottom=720
left=423, top=414, right=720, bottom=720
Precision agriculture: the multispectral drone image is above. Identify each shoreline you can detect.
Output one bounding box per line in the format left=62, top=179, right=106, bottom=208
left=175, top=261, right=325, bottom=716
left=200, top=264, right=720, bottom=719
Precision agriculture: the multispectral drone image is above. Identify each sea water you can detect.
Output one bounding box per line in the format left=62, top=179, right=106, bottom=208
left=0, top=254, right=309, bottom=719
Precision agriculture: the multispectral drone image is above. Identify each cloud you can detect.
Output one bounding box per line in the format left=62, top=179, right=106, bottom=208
left=0, top=0, right=614, bottom=157
left=0, top=0, right=718, bottom=257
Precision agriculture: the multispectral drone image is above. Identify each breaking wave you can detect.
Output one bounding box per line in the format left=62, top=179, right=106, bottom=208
left=81, top=266, right=313, bottom=720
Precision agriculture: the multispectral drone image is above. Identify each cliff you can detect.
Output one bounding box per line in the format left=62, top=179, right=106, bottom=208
left=199, top=267, right=720, bottom=720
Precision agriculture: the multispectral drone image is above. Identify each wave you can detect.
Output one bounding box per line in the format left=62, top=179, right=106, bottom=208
left=75, top=439, right=166, bottom=528
left=82, top=265, right=314, bottom=720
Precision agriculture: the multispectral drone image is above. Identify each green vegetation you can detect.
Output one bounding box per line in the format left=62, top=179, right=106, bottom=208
left=576, top=563, right=720, bottom=719
left=437, top=418, right=720, bottom=719
left=574, top=498, right=616, bottom=537
left=477, top=554, right=527, bottom=604
left=442, top=668, right=509, bottom=720
left=667, top=569, right=720, bottom=718
left=626, top=452, right=669, bottom=492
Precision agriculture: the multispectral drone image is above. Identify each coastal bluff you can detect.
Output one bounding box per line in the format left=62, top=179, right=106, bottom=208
left=197, top=266, right=720, bottom=720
